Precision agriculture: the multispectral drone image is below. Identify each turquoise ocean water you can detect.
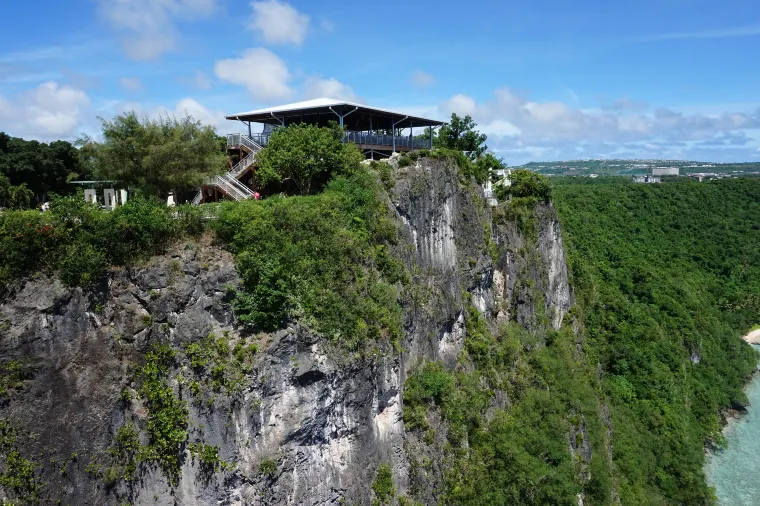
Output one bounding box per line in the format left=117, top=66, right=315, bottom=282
left=704, top=344, right=760, bottom=505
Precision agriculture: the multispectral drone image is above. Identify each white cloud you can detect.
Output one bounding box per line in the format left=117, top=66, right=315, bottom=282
left=214, top=48, right=293, bottom=101
left=95, top=0, right=218, bottom=60
left=249, top=0, right=310, bottom=45
left=119, top=77, right=143, bottom=91
left=439, top=94, right=477, bottom=117
left=411, top=70, right=435, bottom=88
left=0, top=82, right=91, bottom=140
left=636, top=23, right=760, bottom=42
left=192, top=70, right=213, bottom=90
left=438, top=88, right=760, bottom=163
left=302, top=77, right=363, bottom=102
left=319, top=17, right=335, bottom=33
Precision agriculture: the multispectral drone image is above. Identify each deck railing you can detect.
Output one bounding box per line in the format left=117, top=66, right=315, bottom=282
left=227, top=131, right=432, bottom=150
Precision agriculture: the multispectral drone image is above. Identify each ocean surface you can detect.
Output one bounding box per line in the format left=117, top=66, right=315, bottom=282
left=704, top=344, right=760, bottom=505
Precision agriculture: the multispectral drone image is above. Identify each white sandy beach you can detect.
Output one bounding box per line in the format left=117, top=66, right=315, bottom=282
left=742, top=328, right=760, bottom=345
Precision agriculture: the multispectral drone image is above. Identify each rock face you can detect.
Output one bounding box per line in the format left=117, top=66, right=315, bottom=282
left=0, top=158, right=572, bottom=505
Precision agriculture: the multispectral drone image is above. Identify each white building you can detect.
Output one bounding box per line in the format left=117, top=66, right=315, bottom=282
left=652, top=167, right=679, bottom=176
left=484, top=168, right=512, bottom=206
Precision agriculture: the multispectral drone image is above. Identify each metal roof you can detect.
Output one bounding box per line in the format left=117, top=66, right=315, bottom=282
left=225, top=97, right=444, bottom=129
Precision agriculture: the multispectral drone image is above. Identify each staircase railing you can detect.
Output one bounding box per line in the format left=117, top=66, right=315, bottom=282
left=222, top=173, right=255, bottom=199
left=191, top=191, right=203, bottom=205
left=212, top=175, right=247, bottom=201
left=229, top=152, right=256, bottom=178
left=227, top=133, right=267, bottom=151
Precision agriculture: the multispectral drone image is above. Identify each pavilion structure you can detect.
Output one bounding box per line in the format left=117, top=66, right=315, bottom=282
left=225, top=98, right=444, bottom=159
left=192, top=98, right=444, bottom=204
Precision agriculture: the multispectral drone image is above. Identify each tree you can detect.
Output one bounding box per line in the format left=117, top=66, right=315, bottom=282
left=434, top=113, right=488, bottom=159
left=0, top=173, right=9, bottom=208
left=254, top=123, right=364, bottom=195
left=496, top=169, right=551, bottom=202
left=78, top=112, right=225, bottom=199
left=0, top=133, right=82, bottom=204
left=9, top=183, right=34, bottom=210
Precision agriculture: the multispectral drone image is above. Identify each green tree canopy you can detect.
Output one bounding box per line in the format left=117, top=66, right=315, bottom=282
left=0, top=132, right=84, bottom=205
left=254, top=123, right=364, bottom=195
left=78, top=112, right=225, bottom=198
left=434, top=113, right=488, bottom=159
left=496, top=169, right=551, bottom=202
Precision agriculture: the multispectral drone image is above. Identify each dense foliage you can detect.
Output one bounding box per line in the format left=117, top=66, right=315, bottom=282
left=553, top=178, right=760, bottom=504
left=78, top=112, right=225, bottom=199
left=495, top=169, right=552, bottom=202
left=0, top=132, right=84, bottom=208
left=433, top=113, right=488, bottom=160
left=255, top=123, right=364, bottom=195
left=405, top=304, right=609, bottom=505
left=0, top=196, right=205, bottom=294
left=214, top=169, right=406, bottom=350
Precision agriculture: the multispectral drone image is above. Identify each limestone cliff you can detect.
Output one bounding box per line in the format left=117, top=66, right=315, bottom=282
left=0, top=157, right=573, bottom=505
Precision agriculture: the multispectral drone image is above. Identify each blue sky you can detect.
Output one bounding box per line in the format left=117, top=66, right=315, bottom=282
left=1, top=0, right=759, bottom=164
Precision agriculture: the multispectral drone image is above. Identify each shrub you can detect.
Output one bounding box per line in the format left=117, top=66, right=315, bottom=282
left=259, top=458, right=277, bottom=477
left=372, top=464, right=395, bottom=505
left=254, top=123, right=364, bottom=195
left=214, top=170, right=404, bottom=350
left=497, top=169, right=551, bottom=202
left=0, top=194, right=207, bottom=294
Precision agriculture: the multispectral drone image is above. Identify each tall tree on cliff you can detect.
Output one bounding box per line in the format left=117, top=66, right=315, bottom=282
left=434, top=113, right=489, bottom=159
left=77, top=112, right=225, bottom=200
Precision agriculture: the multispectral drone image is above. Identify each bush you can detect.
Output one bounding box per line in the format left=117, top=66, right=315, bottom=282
left=497, top=169, right=551, bottom=202
left=372, top=464, right=395, bottom=505
left=0, top=194, right=208, bottom=294
left=254, top=123, right=364, bottom=195
left=259, top=458, right=277, bottom=477
left=214, top=169, right=404, bottom=350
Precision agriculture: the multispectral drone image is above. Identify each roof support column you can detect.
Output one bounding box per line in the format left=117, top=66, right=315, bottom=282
left=392, top=116, right=409, bottom=153
left=329, top=106, right=359, bottom=130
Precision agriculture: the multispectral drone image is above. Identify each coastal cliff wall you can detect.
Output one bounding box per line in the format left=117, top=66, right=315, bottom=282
left=0, top=157, right=574, bottom=505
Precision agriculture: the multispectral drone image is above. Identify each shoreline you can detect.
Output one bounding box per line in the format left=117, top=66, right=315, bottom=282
left=742, top=328, right=760, bottom=345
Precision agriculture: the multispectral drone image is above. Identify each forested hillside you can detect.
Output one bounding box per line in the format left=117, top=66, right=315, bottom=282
left=554, top=179, right=760, bottom=504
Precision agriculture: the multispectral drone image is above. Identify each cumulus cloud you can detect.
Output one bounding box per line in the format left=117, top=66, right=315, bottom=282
left=214, top=48, right=292, bottom=101
left=411, top=70, right=435, bottom=88
left=0, top=81, right=91, bottom=140
left=437, top=88, right=760, bottom=163
left=119, top=77, right=143, bottom=91
left=249, top=0, right=309, bottom=45
left=302, top=77, right=363, bottom=102
left=95, top=0, right=217, bottom=60
left=440, top=94, right=477, bottom=117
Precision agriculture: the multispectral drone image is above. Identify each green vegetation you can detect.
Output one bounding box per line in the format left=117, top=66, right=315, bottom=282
left=0, top=133, right=85, bottom=208
left=433, top=113, right=488, bottom=160
left=77, top=112, right=225, bottom=200
left=405, top=306, right=607, bottom=505
left=0, top=420, right=41, bottom=503
left=183, top=332, right=250, bottom=395
left=372, top=464, right=396, bottom=505
left=0, top=195, right=206, bottom=294
left=0, top=361, right=33, bottom=398
left=136, top=344, right=188, bottom=484
left=214, top=169, right=405, bottom=350
left=187, top=443, right=228, bottom=472
left=259, top=458, right=277, bottom=477
left=553, top=178, right=760, bottom=504
left=495, top=169, right=551, bottom=202
left=254, top=123, right=364, bottom=195
left=421, top=114, right=506, bottom=185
